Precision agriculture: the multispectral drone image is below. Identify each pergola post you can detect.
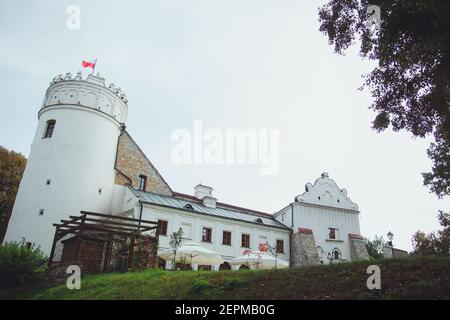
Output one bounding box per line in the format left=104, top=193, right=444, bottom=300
left=48, top=226, right=59, bottom=267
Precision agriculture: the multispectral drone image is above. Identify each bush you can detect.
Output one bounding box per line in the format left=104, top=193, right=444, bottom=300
left=222, top=278, right=245, bottom=290
left=192, top=279, right=211, bottom=293
left=0, top=239, right=47, bottom=287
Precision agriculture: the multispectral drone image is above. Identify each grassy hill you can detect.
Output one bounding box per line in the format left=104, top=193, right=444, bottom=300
left=2, top=256, right=450, bottom=300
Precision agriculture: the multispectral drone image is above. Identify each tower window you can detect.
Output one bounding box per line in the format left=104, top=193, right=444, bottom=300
left=38, top=209, right=44, bottom=216
left=46, top=179, right=51, bottom=185
left=138, top=175, right=147, bottom=191
left=43, top=120, right=56, bottom=139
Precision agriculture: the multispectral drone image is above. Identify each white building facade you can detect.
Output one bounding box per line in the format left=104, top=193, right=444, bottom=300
left=4, top=72, right=368, bottom=268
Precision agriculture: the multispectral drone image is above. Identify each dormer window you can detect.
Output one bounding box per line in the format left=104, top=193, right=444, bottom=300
left=254, top=218, right=263, bottom=224
left=184, top=204, right=194, bottom=210
left=43, top=120, right=56, bottom=138
left=138, top=175, right=147, bottom=191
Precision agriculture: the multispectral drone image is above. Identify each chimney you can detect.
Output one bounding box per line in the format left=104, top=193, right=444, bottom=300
left=194, top=184, right=217, bottom=208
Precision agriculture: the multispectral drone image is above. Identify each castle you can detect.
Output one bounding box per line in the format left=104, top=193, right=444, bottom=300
left=4, top=72, right=369, bottom=269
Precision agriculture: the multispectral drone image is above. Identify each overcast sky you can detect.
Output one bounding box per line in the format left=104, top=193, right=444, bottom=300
left=0, top=0, right=448, bottom=251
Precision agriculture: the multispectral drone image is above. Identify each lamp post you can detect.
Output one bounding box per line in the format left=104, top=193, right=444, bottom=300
left=387, top=231, right=394, bottom=258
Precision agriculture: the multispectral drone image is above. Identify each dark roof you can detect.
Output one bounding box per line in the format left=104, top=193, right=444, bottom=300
left=172, top=192, right=274, bottom=218
left=130, top=188, right=290, bottom=231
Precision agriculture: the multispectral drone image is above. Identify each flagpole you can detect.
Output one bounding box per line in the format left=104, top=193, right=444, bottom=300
left=92, top=58, right=98, bottom=74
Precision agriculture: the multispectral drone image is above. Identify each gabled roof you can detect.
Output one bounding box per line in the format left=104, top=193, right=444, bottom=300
left=295, top=172, right=359, bottom=211
left=129, top=188, right=290, bottom=231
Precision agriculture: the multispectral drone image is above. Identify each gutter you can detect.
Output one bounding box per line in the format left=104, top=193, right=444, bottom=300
left=138, top=200, right=144, bottom=232
left=290, top=203, right=294, bottom=267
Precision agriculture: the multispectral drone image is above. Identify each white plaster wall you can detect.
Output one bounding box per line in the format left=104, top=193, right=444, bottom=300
left=139, top=204, right=291, bottom=263
left=294, top=203, right=361, bottom=261
left=111, top=184, right=138, bottom=215
left=4, top=104, right=121, bottom=254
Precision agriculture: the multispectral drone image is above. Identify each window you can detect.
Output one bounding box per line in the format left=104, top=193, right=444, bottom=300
left=43, top=120, right=56, bottom=138
left=222, top=231, right=232, bottom=245
left=276, top=240, right=284, bottom=253
left=158, top=220, right=168, bottom=236
left=281, top=213, right=286, bottom=221
left=202, top=227, right=212, bottom=242
left=184, top=204, right=194, bottom=210
left=328, top=228, right=337, bottom=240
left=138, top=175, right=147, bottom=191
left=332, top=248, right=341, bottom=260
left=46, top=179, right=51, bottom=185
left=38, top=209, right=44, bottom=216
left=241, top=234, right=250, bottom=248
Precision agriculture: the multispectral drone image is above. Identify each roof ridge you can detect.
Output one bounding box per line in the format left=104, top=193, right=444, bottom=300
left=172, top=191, right=274, bottom=218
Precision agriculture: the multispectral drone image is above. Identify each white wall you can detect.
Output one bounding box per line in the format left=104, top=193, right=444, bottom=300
left=294, top=203, right=361, bottom=261
left=274, top=173, right=362, bottom=262
left=4, top=105, right=121, bottom=254
left=139, top=203, right=291, bottom=263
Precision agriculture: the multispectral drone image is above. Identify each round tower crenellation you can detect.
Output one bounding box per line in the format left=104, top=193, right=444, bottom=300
left=43, top=71, right=128, bottom=123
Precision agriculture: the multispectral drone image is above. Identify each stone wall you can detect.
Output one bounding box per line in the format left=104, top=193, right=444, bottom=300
left=349, top=234, right=370, bottom=261
left=291, top=228, right=320, bottom=267
left=382, top=246, right=409, bottom=259
left=115, top=130, right=172, bottom=196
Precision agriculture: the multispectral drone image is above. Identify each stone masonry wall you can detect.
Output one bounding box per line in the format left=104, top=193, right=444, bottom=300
left=382, top=246, right=409, bottom=259
left=115, top=130, right=172, bottom=196
left=348, top=234, right=370, bottom=261
left=291, top=228, right=320, bottom=267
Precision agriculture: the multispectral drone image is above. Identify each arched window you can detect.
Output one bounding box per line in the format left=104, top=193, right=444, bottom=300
left=332, top=248, right=341, bottom=260
left=43, top=120, right=56, bottom=138
left=184, top=204, right=194, bottom=210
left=219, top=262, right=231, bottom=271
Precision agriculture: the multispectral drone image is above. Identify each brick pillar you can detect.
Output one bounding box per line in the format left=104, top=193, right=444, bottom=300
left=348, top=233, right=369, bottom=261
left=291, top=228, right=320, bottom=267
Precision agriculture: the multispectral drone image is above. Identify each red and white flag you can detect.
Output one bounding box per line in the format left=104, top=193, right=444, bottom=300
left=81, top=59, right=96, bottom=69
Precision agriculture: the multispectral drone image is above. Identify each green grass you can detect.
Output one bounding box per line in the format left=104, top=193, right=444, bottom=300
left=2, top=256, right=449, bottom=300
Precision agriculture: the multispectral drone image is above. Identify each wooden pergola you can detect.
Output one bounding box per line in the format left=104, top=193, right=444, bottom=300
left=49, top=211, right=159, bottom=271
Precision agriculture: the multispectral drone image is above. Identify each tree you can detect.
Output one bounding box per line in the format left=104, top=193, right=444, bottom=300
left=0, top=146, right=27, bottom=242
left=265, top=241, right=280, bottom=269
left=169, top=227, right=183, bottom=270
left=364, top=235, right=385, bottom=260
left=318, top=0, right=450, bottom=198
left=411, top=211, right=450, bottom=256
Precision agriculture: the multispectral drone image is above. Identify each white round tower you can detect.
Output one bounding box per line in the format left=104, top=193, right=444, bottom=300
left=4, top=71, right=128, bottom=255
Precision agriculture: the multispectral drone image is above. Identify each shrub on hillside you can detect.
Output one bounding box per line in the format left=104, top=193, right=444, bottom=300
left=0, top=239, right=47, bottom=287
left=192, top=279, right=211, bottom=293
